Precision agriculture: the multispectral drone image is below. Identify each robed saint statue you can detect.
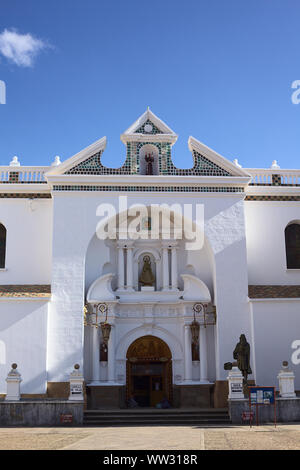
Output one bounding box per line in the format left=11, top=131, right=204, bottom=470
left=233, top=334, right=252, bottom=383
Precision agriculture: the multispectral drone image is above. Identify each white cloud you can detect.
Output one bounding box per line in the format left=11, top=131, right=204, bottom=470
left=0, top=29, right=48, bottom=67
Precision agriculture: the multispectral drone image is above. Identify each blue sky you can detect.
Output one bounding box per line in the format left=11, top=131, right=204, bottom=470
left=0, top=0, right=300, bottom=169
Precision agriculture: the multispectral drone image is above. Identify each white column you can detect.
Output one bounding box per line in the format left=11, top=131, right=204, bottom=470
left=92, top=325, right=100, bottom=382
left=199, top=326, right=208, bottom=382
left=117, top=243, right=125, bottom=290
left=162, top=246, right=169, bottom=290
left=126, top=245, right=134, bottom=290
left=155, top=261, right=159, bottom=291
left=184, top=325, right=193, bottom=382
left=171, top=246, right=178, bottom=290
left=108, top=325, right=115, bottom=383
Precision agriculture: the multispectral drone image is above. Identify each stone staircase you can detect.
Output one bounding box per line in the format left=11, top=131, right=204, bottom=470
left=83, top=408, right=231, bottom=426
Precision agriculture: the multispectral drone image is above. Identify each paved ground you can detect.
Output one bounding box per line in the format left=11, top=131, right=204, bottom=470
left=1, top=424, right=300, bottom=450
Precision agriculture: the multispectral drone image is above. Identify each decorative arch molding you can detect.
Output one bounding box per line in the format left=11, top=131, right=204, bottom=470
left=133, top=247, right=161, bottom=263
left=84, top=204, right=215, bottom=293
left=127, top=335, right=172, bottom=360
left=116, top=325, right=183, bottom=362
left=88, top=204, right=212, bottom=248
left=285, top=219, right=300, bottom=228
left=138, top=143, right=160, bottom=175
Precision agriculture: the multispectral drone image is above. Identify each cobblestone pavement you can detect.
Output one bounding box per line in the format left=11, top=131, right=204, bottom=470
left=0, top=424, right=300, bottom=450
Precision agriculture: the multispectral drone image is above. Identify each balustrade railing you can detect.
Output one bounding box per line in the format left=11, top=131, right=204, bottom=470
left=0, top=166, right=50, bottom=183
left=245, top=169, right=300, bottom=186
left=0, top=165, right=300, bottom=185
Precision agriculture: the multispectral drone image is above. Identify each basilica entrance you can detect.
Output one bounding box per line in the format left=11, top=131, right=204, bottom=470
left=126, top=336, right=172, bottom=407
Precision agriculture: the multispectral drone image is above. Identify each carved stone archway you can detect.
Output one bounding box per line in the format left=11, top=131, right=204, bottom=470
left=126, top=335, right=173, bottom=407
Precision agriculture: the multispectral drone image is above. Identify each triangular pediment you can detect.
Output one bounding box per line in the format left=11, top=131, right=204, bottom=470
left=134, top=119, right=164, bottom=135
left=187, top=136, right=251, bottom=177
left=121, top=108, right=177, bottom=144
left=45, top=136, right=107, bottom=176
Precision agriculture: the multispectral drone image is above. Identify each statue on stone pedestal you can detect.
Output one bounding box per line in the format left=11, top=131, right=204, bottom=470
left=139, top=255, right=155, bottom=286
left=233, top=334, right=252, bottom=383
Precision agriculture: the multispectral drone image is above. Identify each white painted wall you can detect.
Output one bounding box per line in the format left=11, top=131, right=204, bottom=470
left=0, top=300, right=48, bottom=394
left=0, top=199, right=52, bottom=284
left=251, top=299, right=300, bottom=391
left=245, top=201, right=300, bottom=285
left=205, top=197, right=253, bottom=380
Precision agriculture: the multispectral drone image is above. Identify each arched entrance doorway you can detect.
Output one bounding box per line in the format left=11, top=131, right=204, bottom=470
left=126, top=335, right=172, bottom=407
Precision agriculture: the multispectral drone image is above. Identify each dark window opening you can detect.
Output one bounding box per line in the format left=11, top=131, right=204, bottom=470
left=0, top=224, right=6, bottom=268
left=285, top=223, right=300, bottom=269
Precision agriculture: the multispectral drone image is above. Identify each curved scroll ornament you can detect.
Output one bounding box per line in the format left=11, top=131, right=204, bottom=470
left=193, top=302, right=216, bottom=327
left=83, top=302, right=110, bottom=337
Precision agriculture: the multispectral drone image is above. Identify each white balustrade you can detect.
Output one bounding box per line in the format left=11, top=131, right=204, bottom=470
left=0, top=166, right=49, bottom=183
left=0, top=165, right=300, bottom=186
left=246, top=168, right=300, bottom=186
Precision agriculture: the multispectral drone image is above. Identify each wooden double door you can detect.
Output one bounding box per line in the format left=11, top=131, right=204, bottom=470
left=126, top=336, right=172, bottom=407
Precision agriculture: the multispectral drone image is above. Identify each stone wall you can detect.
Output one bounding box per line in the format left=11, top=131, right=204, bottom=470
left=228, top=398, right=300, bottom=424
left=86, top=385, right=126, bottom=409
left=173, top=384, right=213, bottom=408
left=0, top=401, right=84, bottom=426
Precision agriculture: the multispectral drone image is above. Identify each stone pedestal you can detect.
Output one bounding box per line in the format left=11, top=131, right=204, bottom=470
left=69, top=364, right=84, bottom=401
left=227, top=366, right=244, bottom=400
left=5, top=364, right=22, bottom=401
left=277, top=361, right=296, bottom=398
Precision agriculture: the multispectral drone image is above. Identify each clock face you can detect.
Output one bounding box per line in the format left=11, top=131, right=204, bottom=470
left=144, top=123, right=153, bottom=133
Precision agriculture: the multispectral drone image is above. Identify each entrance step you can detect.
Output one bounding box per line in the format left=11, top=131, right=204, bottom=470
left=83, top=408, right=231, bottom=426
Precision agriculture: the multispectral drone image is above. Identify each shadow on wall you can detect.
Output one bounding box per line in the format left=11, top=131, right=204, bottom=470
left=0, top=348, right=84, bottom=396
left=0, top=340, right=5, bottom=365
left=0, top=300, right=47, bottom=331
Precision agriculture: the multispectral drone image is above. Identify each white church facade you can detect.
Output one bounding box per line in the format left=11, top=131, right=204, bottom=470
left=0, top=109, right=300, bottom=410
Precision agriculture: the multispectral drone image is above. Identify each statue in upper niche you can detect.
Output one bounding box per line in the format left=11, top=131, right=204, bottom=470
left=145, top=153, right=154, bottom=175
left=139, top=255, right=155, bottom=286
